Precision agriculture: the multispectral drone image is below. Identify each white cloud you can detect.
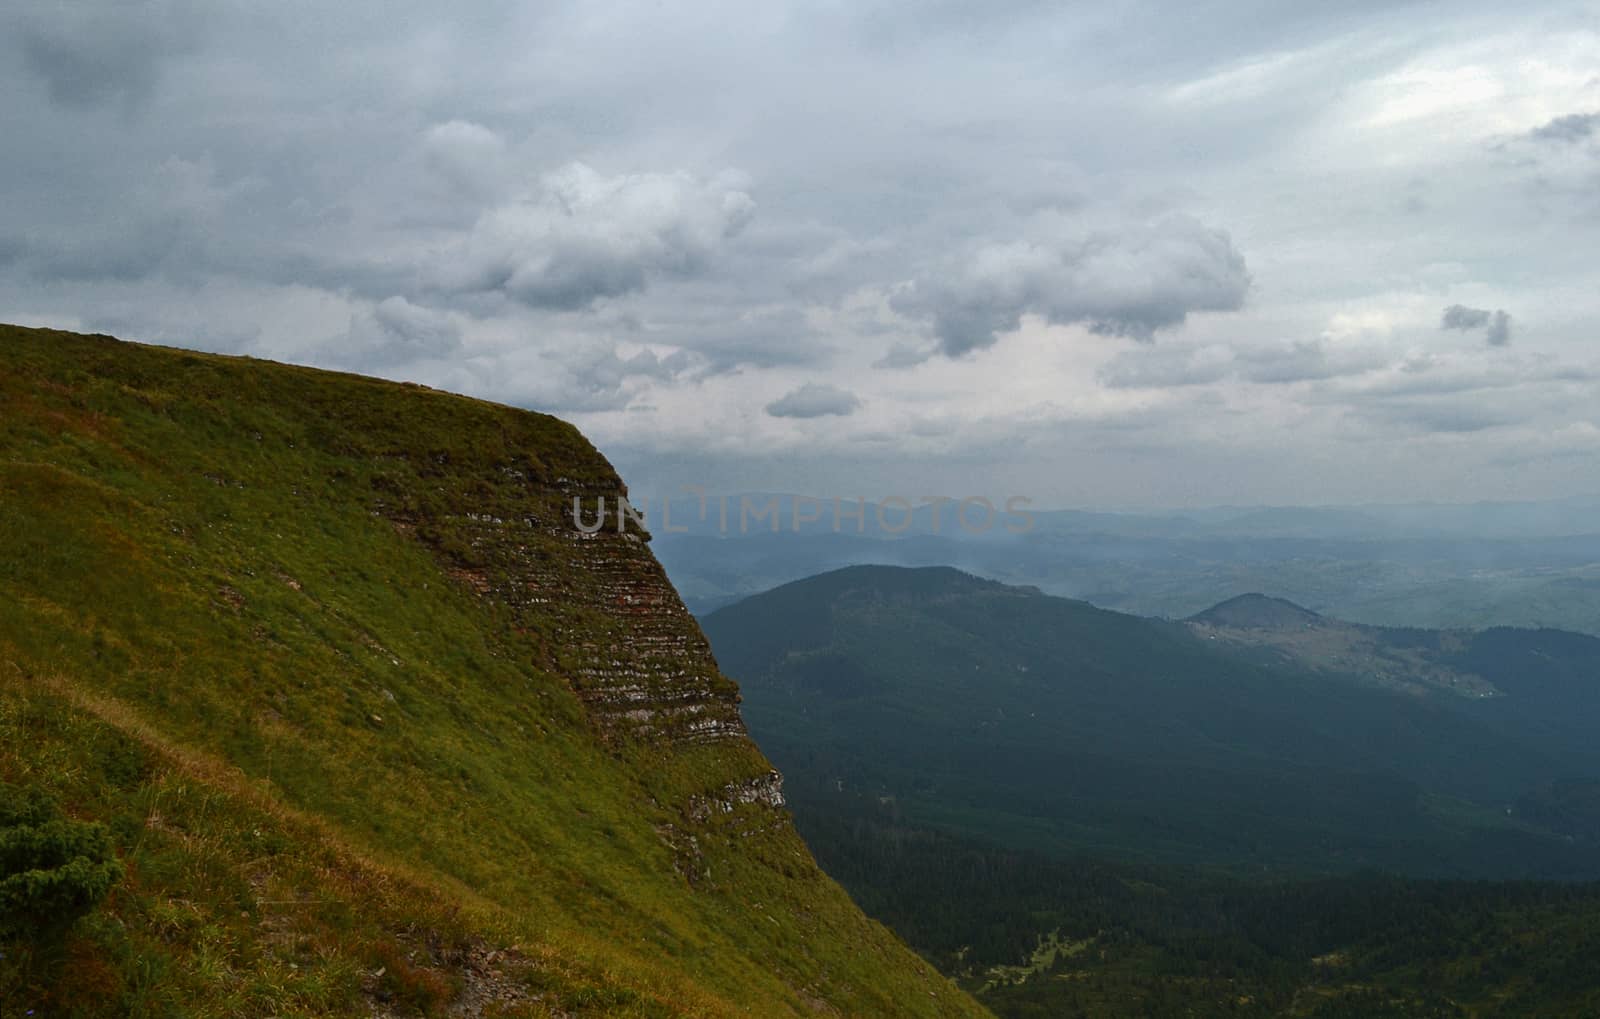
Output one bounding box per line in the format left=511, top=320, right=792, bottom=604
left=434, top=163, right=755, bottom=309
left=894, top=213, right=1251, bottom=356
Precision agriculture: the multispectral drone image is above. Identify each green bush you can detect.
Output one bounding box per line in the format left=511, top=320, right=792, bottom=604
left=0, top=784, right=123, bottom=939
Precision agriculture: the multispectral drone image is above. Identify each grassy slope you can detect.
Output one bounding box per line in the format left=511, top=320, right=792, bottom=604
left=0, top=325, right=986, bottom=1018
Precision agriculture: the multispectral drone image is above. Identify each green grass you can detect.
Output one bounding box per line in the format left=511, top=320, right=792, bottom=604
left=0, top=324, right=987, bottom=1018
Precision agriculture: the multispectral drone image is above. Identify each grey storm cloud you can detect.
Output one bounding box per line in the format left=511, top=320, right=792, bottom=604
left=1486, top=311, right=1512, bottom=347
left=10, top=0, right=200, bottom=110
left=1441, top=305, right=1492, bottom=330
left=3, top=156, right=250, bottom=283
left=1530, top=112, right=1599, bottom=143
left=1441, top=305, right=1512, bottom=347
left=895, top=214, right=1250, bottom=356
left=436, top=163, right=756, bottom=310
left=2, top=0, right=1598, bottom=506
left=765, top=383, right=862, bottom=418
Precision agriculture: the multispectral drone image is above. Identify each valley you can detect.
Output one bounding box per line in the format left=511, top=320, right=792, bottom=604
left=700, top=564, right=1600, bottom=1016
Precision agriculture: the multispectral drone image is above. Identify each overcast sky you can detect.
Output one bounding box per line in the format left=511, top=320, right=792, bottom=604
left=3, top=1, right=1597, bottom=508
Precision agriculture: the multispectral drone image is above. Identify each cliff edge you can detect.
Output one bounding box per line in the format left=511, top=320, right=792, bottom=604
left=0, top=324, right=985, bottom=1018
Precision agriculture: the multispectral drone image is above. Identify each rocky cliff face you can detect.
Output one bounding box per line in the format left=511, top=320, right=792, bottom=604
left=431, top=495, right=750, bottom=745
left=372, top=449, right=787, bottom=828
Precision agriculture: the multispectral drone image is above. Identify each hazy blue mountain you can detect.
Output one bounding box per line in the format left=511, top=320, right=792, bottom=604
left=703, top=565, right=1600, bottom=879
left=657, top=494, right=1600, bottom=633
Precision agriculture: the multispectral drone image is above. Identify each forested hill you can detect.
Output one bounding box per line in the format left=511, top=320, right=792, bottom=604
left=799, top=799, right=1600, bottom=1018
left=704, top=564, right=1600, bottom=1016
left=704, top=564, right=1600, bottom=878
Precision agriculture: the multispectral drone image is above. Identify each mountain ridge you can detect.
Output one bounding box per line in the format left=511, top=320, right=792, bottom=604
left=0, top=325, right=985, bottom=1017
left=1187, top=592, right=1323, bottom=628
left=704, top=563, right=1600, bottom=878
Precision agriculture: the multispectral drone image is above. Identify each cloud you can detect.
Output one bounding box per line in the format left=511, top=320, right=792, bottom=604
left=10, top=0, right=199, bottom=110
left=1371, top=398, right=1517, bottom=434
left=894, top=213, right=1250, bottom=356
left=435, top=163, right=755, bottom=309
left=1098, top=338, right=1387, bottom=389
left=1441, top=304, right=1512, bottom=346
left=874, top=340, right=939, bottom=369
left=424, top=338, right=689, bottom=415
left=1441, top=304, right=1491, bottom=330
left=332, top=297, right=463, bottom=367
left=1352, top=352, right=1594, bottom=399
left=4, top=0, right=1599, bottom=505
left=1098, top=344, right=1232, bottom=389
left=765, top=382, right=863, bottom=418
left=421, top=121, right=511, bottom=200
left=1486, top=309, right=1512, bottom=347
left=631, top=305, right=825, bottom=373
left=1236, top=340, right=1388, bottom=384
left=4, top=156, right=252, bottom=282
left=1529, top=112, right=1600, bottom=143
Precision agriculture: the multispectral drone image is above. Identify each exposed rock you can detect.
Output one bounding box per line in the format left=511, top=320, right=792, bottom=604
left=373, top=461, right=785, bottom=843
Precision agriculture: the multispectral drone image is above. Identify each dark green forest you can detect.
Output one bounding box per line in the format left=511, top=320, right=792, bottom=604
left=795, top=794, right=1600, bottom=1017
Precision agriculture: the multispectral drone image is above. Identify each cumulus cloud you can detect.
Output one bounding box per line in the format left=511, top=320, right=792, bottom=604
left=894, top=214, right=1250, bottom=356
left=765, top=382, right=862, bottom=418
left=1441, top=304, right=1512, bottom=346
left=4, top=0, right=1599, bottom=504
left=435, top=163, right=755, bottom=309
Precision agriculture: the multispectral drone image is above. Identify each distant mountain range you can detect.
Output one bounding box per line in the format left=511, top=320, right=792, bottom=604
left=703, top=565, right=1600, bottom=879
left=656, top=494, right=1600, bottom=635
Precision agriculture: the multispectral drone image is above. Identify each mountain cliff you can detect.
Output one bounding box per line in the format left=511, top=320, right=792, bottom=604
left=0, top=325, right=985, bottom=1017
